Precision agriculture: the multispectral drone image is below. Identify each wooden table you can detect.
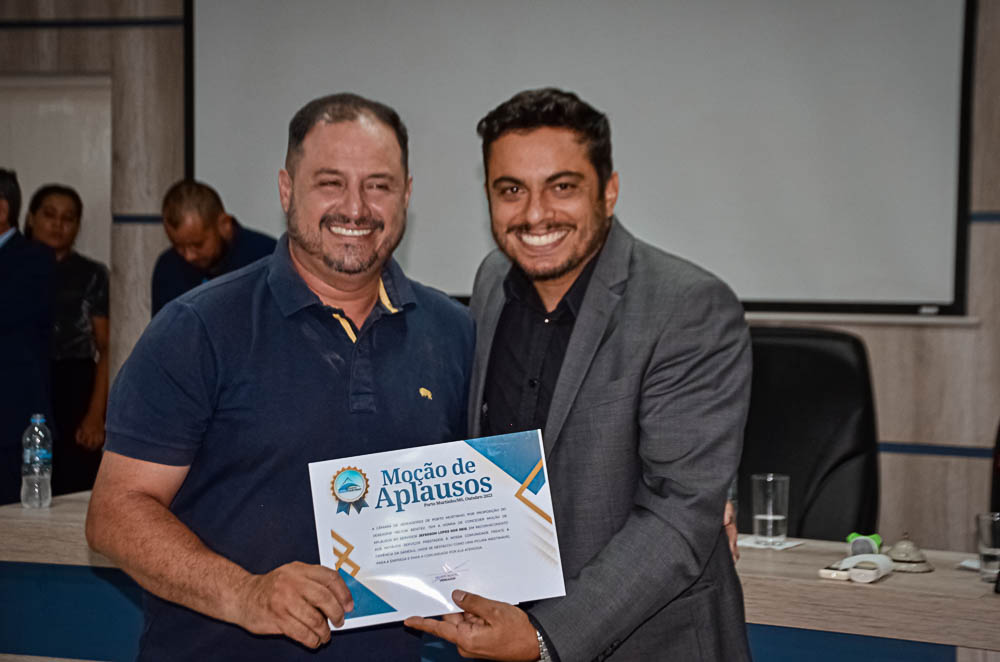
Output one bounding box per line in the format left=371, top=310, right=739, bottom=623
left=0, top=492, right=112, bottom=567
left=738, top=536, right=1000, bottom=657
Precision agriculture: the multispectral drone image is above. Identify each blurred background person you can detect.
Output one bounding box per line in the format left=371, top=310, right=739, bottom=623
left=151, top=179, right=275, bottom=316
left=0, top=169, right=54, bottom=504
left=26, top=183, right=108, bottom=495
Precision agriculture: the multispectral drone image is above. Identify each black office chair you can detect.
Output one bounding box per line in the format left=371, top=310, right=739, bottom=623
left=737, top=327, right=879, bottom=541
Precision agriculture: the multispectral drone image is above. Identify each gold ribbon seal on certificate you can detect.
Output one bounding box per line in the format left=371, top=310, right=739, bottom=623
left=331, top=466, right=370, bottom=515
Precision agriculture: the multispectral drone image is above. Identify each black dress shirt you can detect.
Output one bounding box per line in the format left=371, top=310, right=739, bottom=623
left=52, top=251, right=109, bottom=360
left=481, top=255, right=598, bottom=437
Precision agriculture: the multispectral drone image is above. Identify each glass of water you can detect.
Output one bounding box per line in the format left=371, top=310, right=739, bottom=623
left=752, top=473, right=789, bottom=546
left=976, top=512, right=1000, bottom=582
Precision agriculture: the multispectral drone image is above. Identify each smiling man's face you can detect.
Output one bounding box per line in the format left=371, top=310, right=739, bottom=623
left=486, top=126, right=618, bottom=289
left=280, top=115, right=411, bottom=282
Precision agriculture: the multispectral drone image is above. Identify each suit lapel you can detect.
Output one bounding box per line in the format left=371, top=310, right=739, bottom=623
left=543, top=219, right=632, bottom=456
left=468, top=260, right=509, bottom=436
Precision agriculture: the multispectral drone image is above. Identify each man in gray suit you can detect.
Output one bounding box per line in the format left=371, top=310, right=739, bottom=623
left=406, top=88, right=751, bottom=660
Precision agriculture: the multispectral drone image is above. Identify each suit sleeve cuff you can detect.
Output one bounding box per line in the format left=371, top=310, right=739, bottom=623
left=525, top=612, right=562, bottom=662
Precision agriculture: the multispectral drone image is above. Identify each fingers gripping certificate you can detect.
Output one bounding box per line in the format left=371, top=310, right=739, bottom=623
left=308, top=430, right=566, bottom=630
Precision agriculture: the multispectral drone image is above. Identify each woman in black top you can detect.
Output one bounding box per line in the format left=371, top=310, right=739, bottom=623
left=26, top=184, right=109, bottom=495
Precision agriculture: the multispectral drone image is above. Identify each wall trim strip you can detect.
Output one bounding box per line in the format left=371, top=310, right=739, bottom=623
left=0, top=17, right=183, bottom=30
left=112, top=214, right=162, bottom=225
left=878, top=442, right=994, bottom=458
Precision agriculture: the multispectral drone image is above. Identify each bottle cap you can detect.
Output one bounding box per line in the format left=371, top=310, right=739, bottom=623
left=30, top=413, right=46, bottom=424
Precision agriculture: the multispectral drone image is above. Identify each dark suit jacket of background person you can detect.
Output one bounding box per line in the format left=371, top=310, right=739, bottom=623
left=151, top=219, right=276, bottom=316
left=468, top=219, right=752, bottom=661
left=0, top=231, right=54, bottom=504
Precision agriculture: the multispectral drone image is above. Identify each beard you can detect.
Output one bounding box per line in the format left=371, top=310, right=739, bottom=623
left=285, top=195, right=404, bottom=276
left=495, top=205, right=612, bottom=282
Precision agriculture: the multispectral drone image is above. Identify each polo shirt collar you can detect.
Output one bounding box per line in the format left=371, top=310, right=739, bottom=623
left=267, top=233, right=415, bottom=318
left=377, top=254, right=416, bottom=312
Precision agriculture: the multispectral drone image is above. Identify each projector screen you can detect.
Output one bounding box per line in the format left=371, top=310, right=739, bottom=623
left=193, top=0, right=968, bottom=312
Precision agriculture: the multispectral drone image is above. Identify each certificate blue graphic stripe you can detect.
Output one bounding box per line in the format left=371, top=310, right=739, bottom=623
left=464, top=431, right=545, bottom=495
left=339, top=569, right=396, bottom=619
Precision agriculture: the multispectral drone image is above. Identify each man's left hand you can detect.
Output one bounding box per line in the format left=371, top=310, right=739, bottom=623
left=404, top=590, right=540, bottom=661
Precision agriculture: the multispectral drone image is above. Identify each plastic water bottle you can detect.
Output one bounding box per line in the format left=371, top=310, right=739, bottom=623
left=21, top=414, right=52, bottom=508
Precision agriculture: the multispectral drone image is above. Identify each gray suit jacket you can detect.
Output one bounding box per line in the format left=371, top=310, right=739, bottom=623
left=468, top=219, right=752, bottom=661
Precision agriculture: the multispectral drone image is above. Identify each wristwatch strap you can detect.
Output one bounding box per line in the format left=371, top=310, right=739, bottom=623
left=536, top=629, right=553, bottom=662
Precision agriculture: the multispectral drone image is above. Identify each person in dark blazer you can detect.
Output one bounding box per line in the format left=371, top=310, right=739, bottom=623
left=0, top=169, right=55, bottom=504
left=406, top=89, right=752, bottom=661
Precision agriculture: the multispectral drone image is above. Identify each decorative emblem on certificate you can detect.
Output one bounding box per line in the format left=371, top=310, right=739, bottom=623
left=332, top=466, right=369, bottom=515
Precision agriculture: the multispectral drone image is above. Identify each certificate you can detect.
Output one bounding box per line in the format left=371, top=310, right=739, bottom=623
left=308, top=430, right=565, bottom=630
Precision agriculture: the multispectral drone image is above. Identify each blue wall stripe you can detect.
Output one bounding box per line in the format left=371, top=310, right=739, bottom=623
left=746, top=624, right=954, bottom=662
left=879, top=442, right=994, bottom=458
left=113, top=214, right=162, bottom=225
left=0, top=17, right=183, bottom=30
left=970, top=211, right=1000, bottom=222
left=0, top=562, right=142, bottom=661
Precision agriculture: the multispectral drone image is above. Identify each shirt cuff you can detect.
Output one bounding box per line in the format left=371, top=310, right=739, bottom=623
left=104, top=429, right=198, bottom=466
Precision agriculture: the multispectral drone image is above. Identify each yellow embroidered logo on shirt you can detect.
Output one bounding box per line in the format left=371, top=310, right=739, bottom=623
left=419, top=388, right=433, bottom=400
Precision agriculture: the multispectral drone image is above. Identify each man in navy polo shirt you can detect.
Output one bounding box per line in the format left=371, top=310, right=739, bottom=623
left=86, top=93, right=473, bottom=661
left=151, top=179, right=276, bottom=316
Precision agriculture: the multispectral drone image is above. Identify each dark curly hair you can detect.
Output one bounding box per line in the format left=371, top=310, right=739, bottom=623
left=476, top=88, right=613, bottom=191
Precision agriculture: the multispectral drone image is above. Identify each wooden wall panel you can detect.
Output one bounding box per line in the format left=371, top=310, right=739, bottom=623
left=842, top=325, right=979, bottom=445
left=0, top=0, right=116, bottom=19
left=0, top=0, right=181, bottom=20
left=109, top=27, right=183, bottom=213
left=0, top=31, right=112, bottom=73
left=108, top=25, right=183, bottom=372
left=971, top=0, right=1000, bottom=210
left=109, top=26, right=183, bottom=371
left=109, top=224, right=167, bottom=377
left=958, top=649, right=1000, bottom=662
left=969, top=223, right=1000, bottom=446
left=879, top=453, right=992, bottom=552
left=748, top=318, right=986, bottom=446
left=111, top=0, right=183, bottom=18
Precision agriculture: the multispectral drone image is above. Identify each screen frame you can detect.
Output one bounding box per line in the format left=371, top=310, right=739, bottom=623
left=183, top=0, right=974, bottom=316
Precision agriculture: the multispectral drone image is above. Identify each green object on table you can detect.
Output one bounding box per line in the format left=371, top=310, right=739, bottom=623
left=847, top=532, right=882, bottom=555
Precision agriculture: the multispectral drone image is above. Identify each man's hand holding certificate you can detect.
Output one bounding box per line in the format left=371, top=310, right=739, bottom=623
left=308, top=430, right=565, bottom=630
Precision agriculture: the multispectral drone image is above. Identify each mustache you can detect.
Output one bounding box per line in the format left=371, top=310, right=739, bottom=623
left=505, top=222, right=573, bottom=236
left=320, top=212, right=385, bottom=231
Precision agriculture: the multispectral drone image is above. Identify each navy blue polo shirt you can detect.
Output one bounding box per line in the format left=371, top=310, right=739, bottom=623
left=106, top=234, right=473, bottom=661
